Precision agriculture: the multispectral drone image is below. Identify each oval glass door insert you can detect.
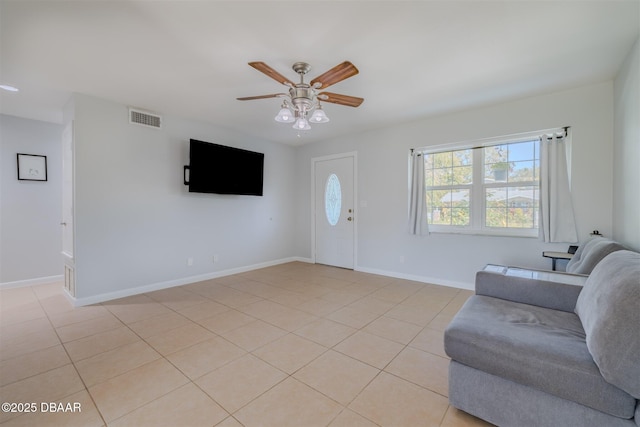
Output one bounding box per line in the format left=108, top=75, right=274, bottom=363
left=325, top=173, right=342, bottom=226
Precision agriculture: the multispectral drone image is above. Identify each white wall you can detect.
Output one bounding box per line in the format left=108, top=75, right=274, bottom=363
left=0, top=114, right=63, bottom=285
left=70, top=94, right=297, bottom=302
left=2, top=68, right=632, bottom=299
left=613, top=37, right=640, bottom=251
left=295, top=82, right=615, bottom=288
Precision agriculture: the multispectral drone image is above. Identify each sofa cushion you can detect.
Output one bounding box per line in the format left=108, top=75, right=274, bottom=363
left=566, top=237, right=599, bottom=266
left=565, top=237, right=600, bottom=269
left=575, top=250, right=640, bottom=399
left=449, top=361, right=636, bottom=427
left=566, top=238, right=625, bottom=274
left=445, top=295, right=636, bottom=418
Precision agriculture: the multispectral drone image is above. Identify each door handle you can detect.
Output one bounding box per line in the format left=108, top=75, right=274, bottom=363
left=347, top=217, right=352, bottom=221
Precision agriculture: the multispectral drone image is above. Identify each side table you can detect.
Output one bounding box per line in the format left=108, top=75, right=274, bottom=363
left=542, top=251, right=574, bottom=271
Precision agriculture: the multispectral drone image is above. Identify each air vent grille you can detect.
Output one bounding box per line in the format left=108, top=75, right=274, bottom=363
left=129, top=108, right=162, bottom=129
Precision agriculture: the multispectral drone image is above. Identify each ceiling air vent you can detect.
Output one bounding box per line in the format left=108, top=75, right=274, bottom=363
left=129, top=108, right=162, bottom=129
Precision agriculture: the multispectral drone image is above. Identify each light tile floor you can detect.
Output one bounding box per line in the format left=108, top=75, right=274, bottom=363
left=0, top=262, right=494, bottom=426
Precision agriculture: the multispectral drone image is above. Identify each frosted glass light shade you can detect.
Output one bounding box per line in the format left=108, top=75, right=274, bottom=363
left=310, top=108, right=329, bottom=123
left=275, top=107, right=295, bottom=123
left=293, top=117, right=311, bottom=130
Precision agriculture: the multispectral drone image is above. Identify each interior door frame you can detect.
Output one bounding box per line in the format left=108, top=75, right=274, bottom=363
left=61, top=121, right=75, bottom=261
left=311, top=151, right=358, bottom=268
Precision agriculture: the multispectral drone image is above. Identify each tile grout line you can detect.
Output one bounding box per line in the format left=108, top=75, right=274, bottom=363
left=2, top=265, right=471, bottom=427
left=36, top=283, right=110, bottom=427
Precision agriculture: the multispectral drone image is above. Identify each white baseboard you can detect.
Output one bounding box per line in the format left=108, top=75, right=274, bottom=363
left=0, top=275, right=64, bottom=289
left=68, top=256, right=313, bottom=307
left=355, top=265, right=474, bottom=291
left=4, top=258, right=470, bottom=306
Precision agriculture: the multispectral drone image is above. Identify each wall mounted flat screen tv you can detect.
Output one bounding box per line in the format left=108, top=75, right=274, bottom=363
left=184, top=139, right=264, bottom=196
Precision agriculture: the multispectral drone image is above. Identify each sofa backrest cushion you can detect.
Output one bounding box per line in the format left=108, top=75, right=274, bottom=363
left=566, top=238, right=625, bottom=275
left=566, top=238, right=599, bottom=269
left=575, top=250, right=640, bottom=398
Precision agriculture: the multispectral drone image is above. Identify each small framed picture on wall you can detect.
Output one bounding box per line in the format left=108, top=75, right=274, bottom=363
left=17, top=153, right=48, bottom=181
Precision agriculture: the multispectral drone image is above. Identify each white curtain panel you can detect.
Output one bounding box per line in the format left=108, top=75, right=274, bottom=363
left=540, top=134, right=578, bottom=243
left=408, top=151, right=428, bottom=235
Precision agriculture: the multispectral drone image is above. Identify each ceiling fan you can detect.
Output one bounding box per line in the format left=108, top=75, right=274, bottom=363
left=237, top=61, right=364, bottom=131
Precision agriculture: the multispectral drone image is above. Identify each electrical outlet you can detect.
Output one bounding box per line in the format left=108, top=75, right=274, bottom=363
left=399, top=255, right=405, bottom=263
left=187, top=257, right=194, bottom=266
left=213, top=254, right=219, bottom=263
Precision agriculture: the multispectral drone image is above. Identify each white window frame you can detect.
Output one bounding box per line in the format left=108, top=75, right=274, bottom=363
left=418, top=129, right=562, bottom=238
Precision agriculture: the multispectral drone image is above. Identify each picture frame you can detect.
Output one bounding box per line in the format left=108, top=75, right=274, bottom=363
left=17, top=153, right=48, bottom=182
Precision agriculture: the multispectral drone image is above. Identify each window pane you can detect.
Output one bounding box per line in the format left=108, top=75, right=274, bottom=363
left=484, top=145, right=508, bottom=164
left=507, top=186, right=538, bottom=228
left=448, top=189, right=470, bottom=226
left=484, top=140, right=539, bottom=184
left=510, top=160, right=535, bottom=182
left=508, top=140, right=536, bottom=162
left=453, top=149, right=473, bottom=166
left=486, top=187, right=507, bottom=227
left=433, top=152, right=452, bottom=168
left=427, top=189, right=469, bottom=226
left=533, top=187, right=540, bottom=228
left=452, top=165, right=473, bottom=185
left=433, top=168, right=451, bottom=186
left=507, top=208, right=533, bottom=228
left=484, top=145, right=508, bottom=183
left=486, top=208, right=507, bottom=227
left=486, top=187, right=507, bottom=208
left=424, top=154, right=433, bottom=170
left=486, top=164, right=508, bottom=183
left=425, top=168, right=434, bottom=187
left=485, top=186, right=538, bottom=228
left=426, top=149, right=472, bottom=187
left=451, top=207, right=470, bottom=226
left=427, top=190, right=447, bottom=225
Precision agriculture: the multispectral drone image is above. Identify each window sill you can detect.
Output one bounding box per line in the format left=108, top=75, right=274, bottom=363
left=427, top=227, right=539, bottom=238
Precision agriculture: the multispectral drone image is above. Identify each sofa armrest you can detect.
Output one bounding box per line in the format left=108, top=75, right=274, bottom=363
left=475, top=268, right=586, bottom=312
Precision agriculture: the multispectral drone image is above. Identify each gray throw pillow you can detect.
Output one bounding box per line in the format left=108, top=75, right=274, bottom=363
left=566, top=238, right=625, bottom=275
left=566, top=237, right=599, bottom=271
left=575, top=250, right=640, bottom=398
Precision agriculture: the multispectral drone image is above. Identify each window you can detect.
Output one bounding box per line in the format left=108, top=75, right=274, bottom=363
left=425, top=149, right=473, bottom=227
left=325, top=173, right=342, bottom=226
left=423, top=138, right=541, bottom=237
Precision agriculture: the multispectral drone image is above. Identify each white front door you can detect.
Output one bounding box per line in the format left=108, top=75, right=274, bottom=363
left=314, top=154, right=355, bottom=269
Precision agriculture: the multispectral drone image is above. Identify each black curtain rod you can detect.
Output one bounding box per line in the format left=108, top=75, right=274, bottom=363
left=410, top=126, right=571, bottom=152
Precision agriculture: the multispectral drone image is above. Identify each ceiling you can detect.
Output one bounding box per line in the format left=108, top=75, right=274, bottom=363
left=1, top=1, right=638, bottom=145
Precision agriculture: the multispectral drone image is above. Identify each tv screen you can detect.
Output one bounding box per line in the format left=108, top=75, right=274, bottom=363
left=185, top=139, right=264, bottom=196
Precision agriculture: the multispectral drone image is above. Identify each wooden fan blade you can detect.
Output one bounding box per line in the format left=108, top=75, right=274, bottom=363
left=319, top=92, right=364, bottom=107
left=236, top=93, right=284, bottom=101
left=248, top=62, right=294, bottom=86
left=311, top=61, right=359, bottom=89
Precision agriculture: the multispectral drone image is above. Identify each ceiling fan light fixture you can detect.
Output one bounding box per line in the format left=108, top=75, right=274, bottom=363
left=274, top=106, right=295, bottom=123
left=310, top=106, right=329, bottom=123
left=238, top=61, right=362, bottom=133
left=293, top=117, right=311, bottom=131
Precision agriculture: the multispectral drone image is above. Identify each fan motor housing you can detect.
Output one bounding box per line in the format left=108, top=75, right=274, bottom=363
left=290, top=85, right=315, bottom=111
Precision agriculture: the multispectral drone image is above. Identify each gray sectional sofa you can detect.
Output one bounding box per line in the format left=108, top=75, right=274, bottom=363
left=444, top=243, right=639, bottom=426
